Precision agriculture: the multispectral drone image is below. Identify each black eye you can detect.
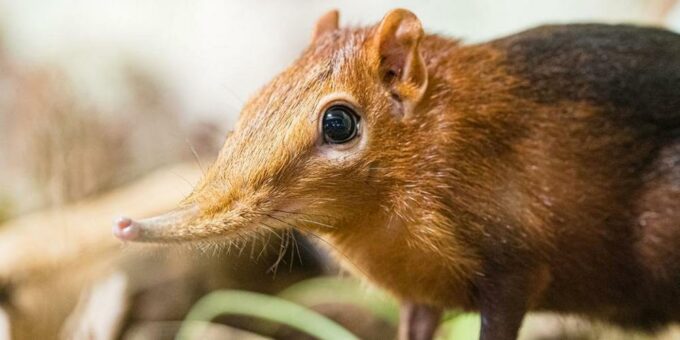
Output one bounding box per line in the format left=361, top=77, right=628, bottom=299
left=322, top=105, right=359, bottom=144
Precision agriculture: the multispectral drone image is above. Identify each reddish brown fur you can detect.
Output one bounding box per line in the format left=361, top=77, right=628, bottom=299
left=119, top=9, right=680, bottom=339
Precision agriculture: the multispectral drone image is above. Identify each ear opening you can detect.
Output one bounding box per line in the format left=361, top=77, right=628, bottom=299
left=373, top=9, right=428, bottom=117
left=311, top=9, right=340, bottom=42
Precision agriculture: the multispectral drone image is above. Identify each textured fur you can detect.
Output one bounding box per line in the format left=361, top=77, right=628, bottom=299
left=125, top=11, right=680, bottom=339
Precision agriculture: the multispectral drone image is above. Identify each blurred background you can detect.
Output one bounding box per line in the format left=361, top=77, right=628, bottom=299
left=0, top=1, right=679, bottom=339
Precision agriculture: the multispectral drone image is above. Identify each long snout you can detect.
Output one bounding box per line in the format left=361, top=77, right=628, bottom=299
left=113, top=205, right=200, bottom=242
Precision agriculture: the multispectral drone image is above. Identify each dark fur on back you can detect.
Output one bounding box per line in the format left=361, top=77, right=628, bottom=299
left=123, top=16, right=680, bottom=337
left=468, top=24, right=680, bottom=329
left=497, top=24, right=680, bottom=131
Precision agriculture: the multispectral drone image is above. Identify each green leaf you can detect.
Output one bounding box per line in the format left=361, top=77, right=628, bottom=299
left=176, top=290, right=359, bottom=340
left=277, top=276, right=399, bottom=324
left=438, top=313, right=480, bottom=340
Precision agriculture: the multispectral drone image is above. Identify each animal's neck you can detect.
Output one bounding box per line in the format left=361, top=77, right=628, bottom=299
left=326, top=211, right=477, bottom=307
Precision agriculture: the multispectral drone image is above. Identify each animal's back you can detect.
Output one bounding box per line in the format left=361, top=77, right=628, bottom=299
left=494, top=24, right=680, bottom=131
left=485, top=24, right=680, bottom=327
left=508, top=25, right=680, bottom=326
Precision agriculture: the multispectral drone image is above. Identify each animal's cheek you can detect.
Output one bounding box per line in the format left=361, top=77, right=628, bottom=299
left=364, top=160, right=382, bottom=184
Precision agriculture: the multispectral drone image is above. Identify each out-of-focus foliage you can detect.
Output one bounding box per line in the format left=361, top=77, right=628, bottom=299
left=178, top=290, right=359, bottom=340
left=178, top=276, right=480, bottom=340
left=277, top=276, right=398, bottom=324
left=439, top=313, right=481, bottom=339
left=0, top=58, right=179, bottom=214
left=180, top=276, right=680, bottom=340
left=0, top=194, right=11, bottom=224
left=0, top=26, right=225, bottom=220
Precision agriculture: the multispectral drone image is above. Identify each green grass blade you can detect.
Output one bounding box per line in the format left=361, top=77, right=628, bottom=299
left=438, top=313, right=480, bottom=340
left=277, top=276, right=399, bottom=324
left=176, top=290, right=359, bottom=340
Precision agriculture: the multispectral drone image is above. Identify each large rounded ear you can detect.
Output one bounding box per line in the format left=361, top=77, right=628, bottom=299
left=311, top=9, right=339, bottom=42
left=373, top=9, right=428, bottom=118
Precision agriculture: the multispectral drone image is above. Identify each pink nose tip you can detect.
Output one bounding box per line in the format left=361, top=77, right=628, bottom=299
left=113, top=216, right=139, bottom=241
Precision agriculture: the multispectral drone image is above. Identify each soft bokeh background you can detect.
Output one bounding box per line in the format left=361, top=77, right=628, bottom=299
left=0, top=1, right=679, bottom=339
left=2, top=0, right=678, bottom=126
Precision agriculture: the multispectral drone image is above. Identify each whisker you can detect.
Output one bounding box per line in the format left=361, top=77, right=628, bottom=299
left=257, top=223, right=276, bottom=261
left=249, top=232, right=257, bottom=259
left=299, top=229, right=371, bottom=279
left=296, top=217, right=335, bottom=229
left=269, top=210, right=336, bottom=229
left=168, top=170, right=195, bottom=191
left=288, top=229, right=296, bottom=271
left=248, top=210, right=369, bottom=280
left=221, top=84, right=245, bottom=106
left=264, top=214, right=306, bottom=274
left=265, top=214, right=298, bottom=231
left=262, top=212, right=370, bottom=279
left=291, top=231, right=303, bottom=265
left=184, top=138, right=206, bottom=176
left=237, top=236, right=247, bottom=257
left=272, top=209, right=334, bottom=220
left=268, top=229, right=289, bottom=275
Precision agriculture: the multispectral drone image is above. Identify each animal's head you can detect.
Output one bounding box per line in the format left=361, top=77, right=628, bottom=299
left=113, top=9, right=436, bottom=243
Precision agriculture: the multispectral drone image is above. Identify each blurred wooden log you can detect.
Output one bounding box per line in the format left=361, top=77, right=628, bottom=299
left=0, top=162, right=202, bottom=284
left=0, top=306, right=9, bottom=340
left=0, top=162, right=324, bottom=340
left=61, top=271, right=130, bottom=340
left=0, top=163, right=201, bottom=339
